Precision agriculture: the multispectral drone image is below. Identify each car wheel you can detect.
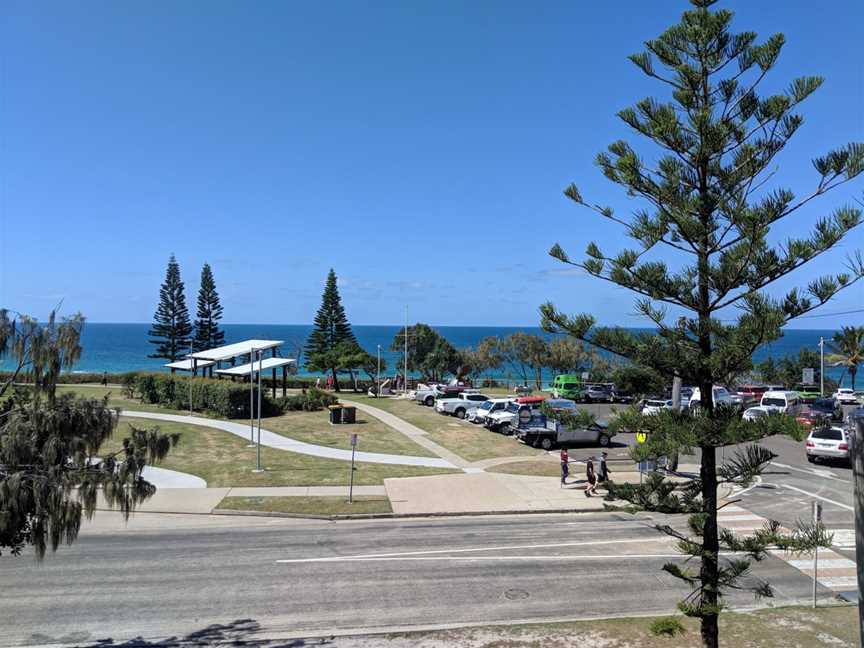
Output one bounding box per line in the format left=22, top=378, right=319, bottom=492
left=499, top=423, right=510, bottom=435
left=585, top=396, right=592, bottom=404
left=806, top=455, right=816, bottom=464
left=455, top=408, right=466, bottom=419
left=540, top=437, right=554, bottom=451
left=424, top=396, right=434, bottom=407
left=598, top=434, right=610, bottom=447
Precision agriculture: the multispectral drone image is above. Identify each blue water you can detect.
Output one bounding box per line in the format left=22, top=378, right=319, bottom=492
left=1, top=322, right=849, bottom=385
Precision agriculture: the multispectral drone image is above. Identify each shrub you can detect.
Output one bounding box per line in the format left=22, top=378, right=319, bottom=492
left=649, top=617, right=686, bottom=638
left=133, top=373, right=274, bottom=419
left=277, top=387, right=338, bottom=412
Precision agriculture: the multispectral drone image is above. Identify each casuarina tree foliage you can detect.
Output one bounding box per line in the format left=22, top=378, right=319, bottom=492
left=192, top=263, right=225, bottom=353
left=0, top=310, right=179, bottom=558
left=390, top=323, right=460, bottom=383
left=148, top=254, right=193, bottom=362
left=540, top=2, right=862, bottom=645
left=304, top=269, right=358, bottom=391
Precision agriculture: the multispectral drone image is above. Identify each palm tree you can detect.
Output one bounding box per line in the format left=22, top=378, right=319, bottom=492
left=827, top=326, right=864, bottom=389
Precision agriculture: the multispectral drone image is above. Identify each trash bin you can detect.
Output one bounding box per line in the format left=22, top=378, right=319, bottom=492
left=342, top=406, right=356, bottom=424
left=328, top=405, right=343, bottom=425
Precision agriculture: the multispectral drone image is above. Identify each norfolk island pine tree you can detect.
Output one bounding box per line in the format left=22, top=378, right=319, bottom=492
left=192, top=262, right=226, bottom=355
left=148, top=254, right=193, bottom=362
left=303, top=269, right=358, bottom=392
left=539, top=2, right=863, bottom=646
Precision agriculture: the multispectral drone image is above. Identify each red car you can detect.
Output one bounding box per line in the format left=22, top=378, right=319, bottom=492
left=736, top=384, right=768, bottom=407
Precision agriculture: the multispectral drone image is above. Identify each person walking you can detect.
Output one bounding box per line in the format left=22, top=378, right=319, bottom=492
left=598, top=451, right=610, bottom=484
left=585, top=458, right=598, bottom=497
left=560, top=448, right=569, bottom=486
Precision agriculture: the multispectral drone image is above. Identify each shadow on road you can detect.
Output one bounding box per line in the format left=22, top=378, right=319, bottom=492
left=40, top=619, right=335, bottom=648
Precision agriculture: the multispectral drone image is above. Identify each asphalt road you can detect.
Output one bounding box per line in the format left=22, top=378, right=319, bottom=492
left=0, top=405, right=857, bottom=647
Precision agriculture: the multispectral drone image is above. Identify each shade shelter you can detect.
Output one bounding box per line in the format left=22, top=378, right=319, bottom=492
left=165, top=358, right=216, bottom=373
left=216, top=357, right=297, bottom=397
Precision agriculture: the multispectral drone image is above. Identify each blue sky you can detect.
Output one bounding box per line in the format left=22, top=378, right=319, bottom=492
left=2, top=0, right=862, bottom=328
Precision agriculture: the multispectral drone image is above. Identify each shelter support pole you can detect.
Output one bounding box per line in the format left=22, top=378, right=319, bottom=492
left=282, top=366, right=287, bottom=397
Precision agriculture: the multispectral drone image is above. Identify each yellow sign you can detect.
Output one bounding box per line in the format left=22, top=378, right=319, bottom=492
left=636, top=432, right=648, bottom=444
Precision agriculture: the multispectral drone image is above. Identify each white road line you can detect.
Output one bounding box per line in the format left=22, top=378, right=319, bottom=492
left=277, top=554, right=688, bottom=563
left=788, top=558, right=856, bottom=570
left=770, top=462, right=848, bottom=483
left=780, top=485, right=854, bottom=511
left=819, top=577, right=859, bottom=589
left=275, top=537, right=670, bottom=563
left=717, top=514, right=765, bottom=522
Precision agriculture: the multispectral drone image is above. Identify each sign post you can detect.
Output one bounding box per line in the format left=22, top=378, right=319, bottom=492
left=348, top=433, right=358, bottom=503
left=812, top=500, right=822, bottom=608
left=803, top=367, right=815, bottom=386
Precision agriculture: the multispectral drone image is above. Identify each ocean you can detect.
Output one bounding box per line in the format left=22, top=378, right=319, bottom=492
left=2, top=322, right=849, bottom=385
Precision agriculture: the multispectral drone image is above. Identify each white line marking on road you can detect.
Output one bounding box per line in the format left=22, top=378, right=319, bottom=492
left=729, top=476, right=763, bottom=498
left=277, top=554, right=688, bottom=563
left=275, top=537, right=670, bottom=563
left=788, top=559, right=856, bottom=570
left=780, top=485, right=853, bottom=511
left=770, top=462, right=848, bottom=483
left=818, top=577, right=859, bottom=589
left=717, top=514, right=765, bottom=522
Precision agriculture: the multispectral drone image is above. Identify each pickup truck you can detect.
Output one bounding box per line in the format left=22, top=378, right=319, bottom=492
left=467, top=398, right=516, bottom=424
left=485, top=396, right=577, bottom=435
left=516, top=413, right=613, bottom=450
left=413, top=384, right=463, bottom=406
left=434, top=392, right=490, bottom=418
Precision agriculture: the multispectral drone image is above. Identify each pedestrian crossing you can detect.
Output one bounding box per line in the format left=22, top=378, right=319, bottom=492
left=716, top=503, right=858, bottom=595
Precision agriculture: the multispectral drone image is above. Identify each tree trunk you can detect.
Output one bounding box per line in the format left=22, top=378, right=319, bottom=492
left=699, top=444, right=720, bottom=648
left=331, top=367, right=340, bottom=392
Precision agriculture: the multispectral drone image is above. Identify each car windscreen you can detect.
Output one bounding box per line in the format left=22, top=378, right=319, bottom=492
left=746, top=409, right=766, bottom=417
left=646, top=400, right=667, bottom=407
left=479, top=401, right=493, bottom=410
left=812, top=400, right=834, bottom=410
left=811, top=428, right=843, bottom=440
left=506, top=403, right=520, bottom=413
left=762, top=397, right=786, bottom=407
left=466, top=395, right=487, bottom=401
left=563, top=383, right=579, bottom=390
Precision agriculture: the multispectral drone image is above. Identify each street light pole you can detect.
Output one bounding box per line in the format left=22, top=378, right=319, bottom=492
left=404, top=306, right=408, bottom=394
left=376, top=344, right=381, bottom=398
left=255, top=349, right=263, bottom=472
left=248, top=347, right=256, bottom=447
left=819, top=336, right=825, bottom=397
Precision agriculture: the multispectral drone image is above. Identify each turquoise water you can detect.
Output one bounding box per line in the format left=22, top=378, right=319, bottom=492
left=1, top=322, right=848, bottom=385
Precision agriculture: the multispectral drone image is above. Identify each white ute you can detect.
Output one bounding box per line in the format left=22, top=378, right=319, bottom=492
left=467, top=398, right=516, bottom=424
left=434, top=392, right=489, bottom=419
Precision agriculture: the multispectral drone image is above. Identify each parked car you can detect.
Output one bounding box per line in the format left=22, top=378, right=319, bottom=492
left=793, top=383, right=821, bottom=403
left=689, top=386, right=738, bottom=410
left=833, top=388, right=860, bottom=405
left=736, top=384, right=769, bottom=407
left=612, top=390, right=635, bottom=404
left=486, top=396, right=576, bottom=434
left=466, top=398, right=516, bottom=424
left=516, top=413, right=613, bottom=451
left=742, top=405, right=772, bottom=421
left=584, top=383, right=615, bottom=403
left=413, top=384, right=465, bottom=406
left=642, top=399, right=676, bottom=415
left=760, top=390, right=804, bottom=415
left=805, top=426, right=851, bottom=465
left=434, top=392, right=489, bottom=418
left=809, top=397, right=842, bottom=421
left=550, top=374, right=586, bottom=401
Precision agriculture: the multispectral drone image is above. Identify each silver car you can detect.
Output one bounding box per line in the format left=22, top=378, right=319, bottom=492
left=805, top=426, right=850, bottom=465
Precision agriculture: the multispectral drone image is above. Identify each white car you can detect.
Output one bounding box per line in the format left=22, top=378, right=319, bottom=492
left=760, top=390, right=803, bottom=415
left=641, top=399, right=675, bottom=415
left=805, top=426, right=851, bottom=465
left=467, top=398, right=515, bottom=424
left=742, top=405, right=772, bottom=421
left=486, top=397, right=577, bottom=434
left=832, top=388, right=859, bottom=405
left=689, top=386, right=738, bottom=409
left=434, top=392, right=489, bottom=418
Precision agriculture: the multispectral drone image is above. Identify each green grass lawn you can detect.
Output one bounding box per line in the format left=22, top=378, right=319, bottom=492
left=264, top=409, right=437, bottom=457
left=338, top=393, right=541, bottom=462
left=102, top=417, right=457, bottom=487
left=217, top=495, right=392, bottom=515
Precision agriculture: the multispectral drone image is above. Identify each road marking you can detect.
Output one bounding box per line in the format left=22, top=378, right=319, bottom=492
left=788, top=558, right=856, bottom=570
left=717, top=514, right=765, bottom=522
left=277, top=554, right=689, bottom=563
left=770, top=462, right=848, bottom=483
left=275, top=537, right=670, bottom=563
left=818, top=577, right=859, bottom=589
left=780, top=485, right=854, bottom=511
left=829, top=529, right=855, bottom=548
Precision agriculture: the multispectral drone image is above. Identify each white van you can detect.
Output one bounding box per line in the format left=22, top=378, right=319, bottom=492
left=760, top=390, right=802, bottom=415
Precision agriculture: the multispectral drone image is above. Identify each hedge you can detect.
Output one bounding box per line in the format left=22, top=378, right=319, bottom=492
left=135, top=373, right=278, bottom=418
left=277, top=388, right=339, bottom=412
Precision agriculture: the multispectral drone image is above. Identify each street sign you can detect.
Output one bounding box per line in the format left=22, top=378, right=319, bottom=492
left=803, top=368, right=815, bottom=384
left=350, top=433, right=358, bottom=447
left=636, top=431, right=648, bottom=444
left=581, top=372, right=590, bottom=381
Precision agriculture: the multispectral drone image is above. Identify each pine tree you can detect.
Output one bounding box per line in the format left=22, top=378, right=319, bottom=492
left=148, top=255, right=192, bottom=362
left=304, top=269, right=357, bottom=391
left=192, top=263, right=225, bottom=353
left=540, top=2, right=863, bottom=645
